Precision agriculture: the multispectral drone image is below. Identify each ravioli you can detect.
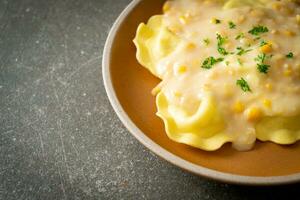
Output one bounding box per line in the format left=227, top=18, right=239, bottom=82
left=134, top=0, right=300, bottom=151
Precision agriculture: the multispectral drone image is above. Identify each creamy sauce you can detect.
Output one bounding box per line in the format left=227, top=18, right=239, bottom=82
left=157, top=0, right=300, bottom=150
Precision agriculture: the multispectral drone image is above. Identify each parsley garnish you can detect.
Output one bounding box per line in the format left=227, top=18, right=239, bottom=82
left=254, top=37, right=261, bottom=41
left=229, top=21, right=236, bottom=29
left=203, top=38, right=210, bottom=45
left=255, top=53, right=267, bottom=63
left=237, top=58, right=243, bottom=66
left=215, top=19, right=221, bottom=24
left=236, top=78, right=251, bottom=92
left=216, top=34, right=229, bottom=55
left=286, top=52, right=294, bottom=59
left=236, top=47, right=252, bottom=56
left=235, top=33, right=245, bottom=40
left=201, top=56, right=224, bottom=69
left=259, top=40, right=268, bottom=47
left=255, top=53, right=271, bottom=74
left=248, top=25, right=269, bottom=36
left=257, top=64, right=270, bottom=74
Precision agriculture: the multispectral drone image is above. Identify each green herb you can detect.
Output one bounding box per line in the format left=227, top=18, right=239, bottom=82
left=216, top=34, right=229, bottom=55
left=215, top=19, right=221, bottom=24
left=255, top=53, right=267, bottom=63
left=235, top=33, right=245, bottom=40
left=248, top=25, right=269, bottom=36
left=254, top=37, right=261, bottom=41
left=203, top=38, right=210, bottom=45
left=255, top=53, right=271, bottom=74
left=218, top=47, right=229, bottom=55
left=228, top=21, right=236, bottom=29
left=225, top=61, right=230, bottom=66
left=237, top=58, right=243, bottom=66
left=217, top=33, right=226, bottom=46
left=236, top=47, right=252, bottom=56
left=257, top=63, right=270, bottom=74
left=201, top=56, right=224, bottom=69
left=236, top=78, right=251, bottom=92
left=286, top=52, right=294, bottom=59
left=259, top=40, right=268, bottom=47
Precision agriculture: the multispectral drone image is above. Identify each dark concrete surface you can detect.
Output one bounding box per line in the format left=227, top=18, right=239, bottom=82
left=1, top=0, right=300, bottom=199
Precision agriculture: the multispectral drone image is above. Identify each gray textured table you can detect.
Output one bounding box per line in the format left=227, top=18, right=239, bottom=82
left=1, top=0, right=300, bottom=199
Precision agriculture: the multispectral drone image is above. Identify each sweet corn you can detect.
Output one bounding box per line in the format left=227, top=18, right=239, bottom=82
left=283, top=30, right=296, bottom=37
left=173, top=91, right=182, bottom=97
left=179, top=15, right=188, bottom=24
left=271, top=29, right=278, bottom=34
left=233, top=101, right=245, bottom=113
left=169, top=25, right=182, bottom=33
left=272, top=2, right=282, bottom=10
left=237, top=15, right=245, bottom=24
left=263, top=99, right=272, bottom=108
left=177, top=65, right=187, bottom=74
left=246, top=107, right=263, bottom=122
left=260, top=43, right=273, bottom=53
left=296, top=15, right=300, bottom=24
left=163, top=2, right=171, bottom=13
left=186, top=43, right=196, bottom=50
left=265, top=83, right=273, bottom=90
left=284, top=69, right=293, bottom=76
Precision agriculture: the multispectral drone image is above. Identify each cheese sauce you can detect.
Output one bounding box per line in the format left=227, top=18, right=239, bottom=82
left=157, top=0, right=300, bottom=150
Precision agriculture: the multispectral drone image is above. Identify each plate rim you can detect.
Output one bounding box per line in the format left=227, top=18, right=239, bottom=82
left=102, top=0, right=300, bottom=186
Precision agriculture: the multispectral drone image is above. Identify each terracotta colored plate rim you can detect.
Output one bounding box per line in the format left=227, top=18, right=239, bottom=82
left=102, top=0, right=300, bottom=185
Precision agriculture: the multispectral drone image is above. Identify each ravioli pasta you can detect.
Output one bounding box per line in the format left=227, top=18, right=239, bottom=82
left=133, top=0, right=300, bottom=151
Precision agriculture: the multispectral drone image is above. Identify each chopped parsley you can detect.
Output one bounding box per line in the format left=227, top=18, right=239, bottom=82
left=225, top=61, right=230, bottom=66
left=254, top=37, right=261, bottom=41
left=248, top=25, right=269, bottom=36
left=235, top=33, right=245, bottom=40
left=236, top=78, right=251, bottom=92
left=286, top=52, right=294, bottom=59
left=255, top=53, right=271, bottom=74
left=216, top=34, right=229, bottom=55
left=237, top=58, right=243, bottom=66
left=215, top=19, right=221, bottom=24
left=257, top=63, right=270, bottom=74
left=201, top=56, right=224, bottom=69
left=203, top=38, right=210, bottom=45
left=259, top=40, right=268, bottom=47
left=228, top=21, right=236, bottom=29
left=236, top=47, right=252, bottom=56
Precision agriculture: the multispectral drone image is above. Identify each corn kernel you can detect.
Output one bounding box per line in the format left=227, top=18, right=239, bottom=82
left=272, top=2, right=282, bottom=10
left=173, top=91, right=182, bottom=97
left=284, top=69, right=293, bottom=76
left=260, top=43, right=273, bottom=53
left=177, top=65, right=187, bottom=74
left=169, top=25, right=182, bottom=33
left=179, top=15, right=188, bottom=24
left=237, top=15, right=245, bottom=24
left=271, top=29, right=278, bottom=34
left=163, top=2, right=171, bottom=13
left=186, top=43, right=196, bottom=50
left=283, top=30, right=296, bottom=37
left=262, top=99, right=272, bottom=108
left=265, top=83, right=273, bottom=90
left=233, top=101, right=245, bottom=113
left=296, top=15, right=300, bottom=24
left=246, top=107, right=263, bottom=122
left=250, top=10, right=264, bottom=18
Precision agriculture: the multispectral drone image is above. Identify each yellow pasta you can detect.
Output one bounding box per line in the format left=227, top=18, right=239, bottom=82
left=133, top=15, right=181, bottom=79
left=134, top=0, right=300, bottom=151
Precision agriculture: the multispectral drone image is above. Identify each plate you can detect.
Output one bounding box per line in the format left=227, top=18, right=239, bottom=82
left=102, top=0, right=300, bottom=185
